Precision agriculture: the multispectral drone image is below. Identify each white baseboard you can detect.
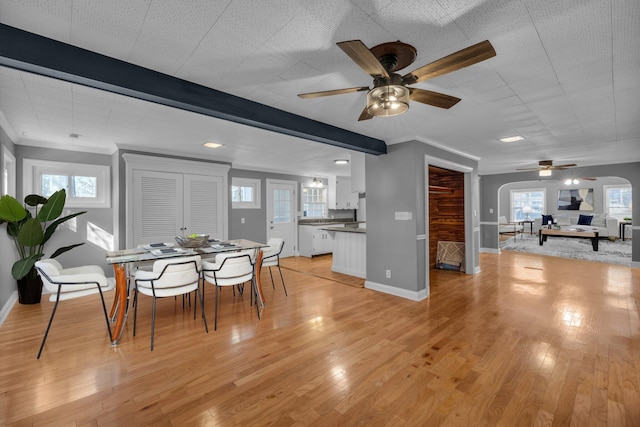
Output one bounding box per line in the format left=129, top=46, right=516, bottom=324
left=365, top=280, right=429, bottom=301
left=480, top=247, right=500, bottom=254
left=0, top=291, right=18, bottom=327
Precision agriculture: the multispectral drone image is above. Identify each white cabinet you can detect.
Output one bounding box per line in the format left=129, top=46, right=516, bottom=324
left=299, top=224, right=344, bottom=257
left=331, top=176, right=359, bottom=210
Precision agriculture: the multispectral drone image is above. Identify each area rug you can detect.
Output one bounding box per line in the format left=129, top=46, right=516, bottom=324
left=500, top=233, right=632, bottom=266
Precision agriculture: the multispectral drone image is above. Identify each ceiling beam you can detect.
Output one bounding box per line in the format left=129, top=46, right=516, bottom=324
left=0, top=24, right=386, bottom=155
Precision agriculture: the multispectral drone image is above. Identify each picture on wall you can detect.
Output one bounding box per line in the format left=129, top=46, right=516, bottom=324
left=558, top=188, right=594, bottom=211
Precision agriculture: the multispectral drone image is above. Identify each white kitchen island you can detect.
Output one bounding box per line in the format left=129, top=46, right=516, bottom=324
left=322, top=226, right=366, bottom=278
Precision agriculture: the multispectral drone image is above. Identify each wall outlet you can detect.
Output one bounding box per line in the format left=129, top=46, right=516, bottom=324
left=489, top=208, right=493, bottom=213
left=385, top=269, right=391, bottom=278
left=241, top=218, right=245, bottom=224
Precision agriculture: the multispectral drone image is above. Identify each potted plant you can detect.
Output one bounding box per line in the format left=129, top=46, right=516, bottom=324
left=0, top=189, right=86, bottom=304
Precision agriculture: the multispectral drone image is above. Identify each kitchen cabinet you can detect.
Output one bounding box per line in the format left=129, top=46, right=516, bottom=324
left=331, top=176, right=359, bottom=209
left=299, top=224, right=344, bottom=257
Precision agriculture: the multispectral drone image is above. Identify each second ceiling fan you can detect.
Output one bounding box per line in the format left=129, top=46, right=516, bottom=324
left=298, top=39, right=496, bottom=121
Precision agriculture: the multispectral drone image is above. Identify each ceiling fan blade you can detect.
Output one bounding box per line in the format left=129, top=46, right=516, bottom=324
left=580, top=177, right=597, bottom=181
left=402, top=40, right=496, bottom=85
left=550, top=163, right=577, bottom=169
left=337, top=40, right=390, bottom=78
left=298, top=86, right=369, bottom=99
left=515, top=167, right=543, bottom=171
left=410, top=88, right=461, bottom=109
left=358, top=106, right=374, bottom=121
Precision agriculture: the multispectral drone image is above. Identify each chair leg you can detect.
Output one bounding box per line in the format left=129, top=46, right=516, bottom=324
left=37, top=286, right=63, bottom=359
left=214, top=285, right=219, bottom=331
left=97, top=286, right=113, bottom=342
left=133, top=289, right=139, bottom=337
left=277, top=265, right=288, bottom=296
left=150, top=296, right=157, bottom=351
left=197, top=287, right=208, bottom=333
left=268, top=266, right=276, bottom=289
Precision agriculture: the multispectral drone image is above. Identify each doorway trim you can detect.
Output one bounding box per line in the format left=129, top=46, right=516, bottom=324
left=424, top=156, right=475, bottom=297
left=266, top=179, right=298, bottom=257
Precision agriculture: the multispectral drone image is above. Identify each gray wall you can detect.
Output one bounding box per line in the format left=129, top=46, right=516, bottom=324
left=15, top=146, right=116, bottom=273
left=480, top=162, right=640, bottom=265
left=0, top=128, right=16, bottom=311
left=366, top=140, right=479, bottom=295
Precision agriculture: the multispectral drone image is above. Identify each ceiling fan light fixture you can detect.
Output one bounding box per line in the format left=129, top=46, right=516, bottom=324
left=539, top=170, right=552, bottom=177
left=366, top=85, right=409, bottom=117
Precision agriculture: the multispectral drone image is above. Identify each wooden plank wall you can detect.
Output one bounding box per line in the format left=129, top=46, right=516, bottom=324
left=429, top=166, right=465, bottom=269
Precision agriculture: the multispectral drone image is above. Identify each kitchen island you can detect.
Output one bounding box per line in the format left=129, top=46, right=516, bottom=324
left=322, top=226, right=366, bottom=278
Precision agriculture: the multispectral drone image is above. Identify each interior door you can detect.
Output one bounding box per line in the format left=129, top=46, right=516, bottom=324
left=132, top=170, right=183, bottom=246
left=266, top=179, right=297, bottom=257
left=184, top=174, right=225, bottom=240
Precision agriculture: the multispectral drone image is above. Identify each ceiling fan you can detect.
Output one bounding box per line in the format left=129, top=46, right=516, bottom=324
left=297, top=39, right=496, bottom=121
left=516, top=160, right=577, bottom=176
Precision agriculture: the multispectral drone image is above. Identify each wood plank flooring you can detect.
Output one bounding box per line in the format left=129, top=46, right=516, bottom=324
left=0, top=252, right=638, bottom=426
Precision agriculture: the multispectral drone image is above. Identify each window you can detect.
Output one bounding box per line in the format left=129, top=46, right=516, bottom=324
left=231, top=177, right=261, bottom=209
left=302, top=186, right=326, bottom=218
left=23, top=159, right=110, bottom=208
left=510, top=189, right=545, bottom=222
left=604, top=185, right=632, bottom=220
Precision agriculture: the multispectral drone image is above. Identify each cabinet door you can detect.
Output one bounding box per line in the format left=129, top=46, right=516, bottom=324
left=184, top=174, right=225, bottom=240
left=132, top=170, right=183, bottom=246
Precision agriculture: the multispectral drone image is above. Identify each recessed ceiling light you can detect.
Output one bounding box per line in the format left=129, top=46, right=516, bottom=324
left=499, top=135, right=525, bottom=143
left=203, top=142, right=223, bottom=149
left=334, top=159, right=349, bottom=164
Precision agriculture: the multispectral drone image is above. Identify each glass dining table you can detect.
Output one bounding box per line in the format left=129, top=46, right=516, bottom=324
left=105, top=239, right=267, bottom=344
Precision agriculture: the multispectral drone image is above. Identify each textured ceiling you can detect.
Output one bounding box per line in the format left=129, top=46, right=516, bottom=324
left=1, top=0, right=639, bottom=176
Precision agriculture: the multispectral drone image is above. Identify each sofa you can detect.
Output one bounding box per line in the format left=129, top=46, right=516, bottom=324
left=533, top=213, right=618, bottom=238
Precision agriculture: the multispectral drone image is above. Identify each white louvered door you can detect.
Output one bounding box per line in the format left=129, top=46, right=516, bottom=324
left=184, top=174, right=224, bottom=241
left=132, top=171, right=225, bottom=247
left=133, top=170, right=184, bottom=246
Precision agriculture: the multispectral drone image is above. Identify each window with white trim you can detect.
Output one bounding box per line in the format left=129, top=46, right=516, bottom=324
left=302, top=186, right=326, bottom=218
left=604, top=185, right=632, bottom=220
left=2, top=146, right=16, bottom=197
left=231, top=177, right=261, bottom=209
left=509, top=188, right=545, bottom=222
left=23, top=159, right=110, bottom=208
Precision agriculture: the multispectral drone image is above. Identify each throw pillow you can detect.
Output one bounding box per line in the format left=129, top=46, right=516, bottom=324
left=577, top=214, right=593, bottom=225
left=542, top=214, right=554, bottom=225
left=591, top=214, right=606, bottom=227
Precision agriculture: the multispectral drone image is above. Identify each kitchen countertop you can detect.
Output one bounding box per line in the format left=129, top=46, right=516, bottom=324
left=299, top=220, right=362, bottom=226
left=321, top=226, right=366, bottom=234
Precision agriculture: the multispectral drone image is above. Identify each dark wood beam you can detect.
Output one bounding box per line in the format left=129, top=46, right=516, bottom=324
left=0, top=24, right=386, bottom=155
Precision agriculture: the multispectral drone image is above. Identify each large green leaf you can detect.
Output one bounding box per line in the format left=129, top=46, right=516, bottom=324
left=24, top=194, right=48, bottom=207
left=50, top=243, right=85, bottom=259
left=0, top=195, right=28, bottom=222
left=17, top=218, right=44, bottom=247
left=12, top=254, right=44, bottom=280
left=38, top=189, right=66, bottom=222
left=42, top=211, right=87, bottom=245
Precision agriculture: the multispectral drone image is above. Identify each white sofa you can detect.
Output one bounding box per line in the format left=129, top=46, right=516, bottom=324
left=533, top=213, right=618, bottom=237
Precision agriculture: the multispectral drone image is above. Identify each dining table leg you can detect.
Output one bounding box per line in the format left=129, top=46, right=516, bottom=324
left=110, top=264, right=129, bottom=344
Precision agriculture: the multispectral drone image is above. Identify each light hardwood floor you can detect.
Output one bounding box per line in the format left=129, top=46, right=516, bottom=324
left=0, top=252, right=638, bottom=426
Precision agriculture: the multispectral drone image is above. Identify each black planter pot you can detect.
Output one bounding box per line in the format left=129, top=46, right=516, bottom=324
left=17, top=275, right=43, bottom=304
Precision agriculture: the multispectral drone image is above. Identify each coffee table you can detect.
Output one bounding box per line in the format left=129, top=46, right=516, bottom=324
left=539, top=228, right=599, bottom=251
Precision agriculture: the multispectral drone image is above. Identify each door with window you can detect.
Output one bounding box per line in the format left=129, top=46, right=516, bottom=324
left=266, top=179, right=297, bottom=257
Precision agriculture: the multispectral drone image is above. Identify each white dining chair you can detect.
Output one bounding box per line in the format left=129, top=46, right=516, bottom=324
left=34, top=259, right=115, bottom=359
left=201, top=250, right=256, bottom=330
left=262, top=238, right=287, bottom=295
left=133, top=255, right=207, bottom=350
